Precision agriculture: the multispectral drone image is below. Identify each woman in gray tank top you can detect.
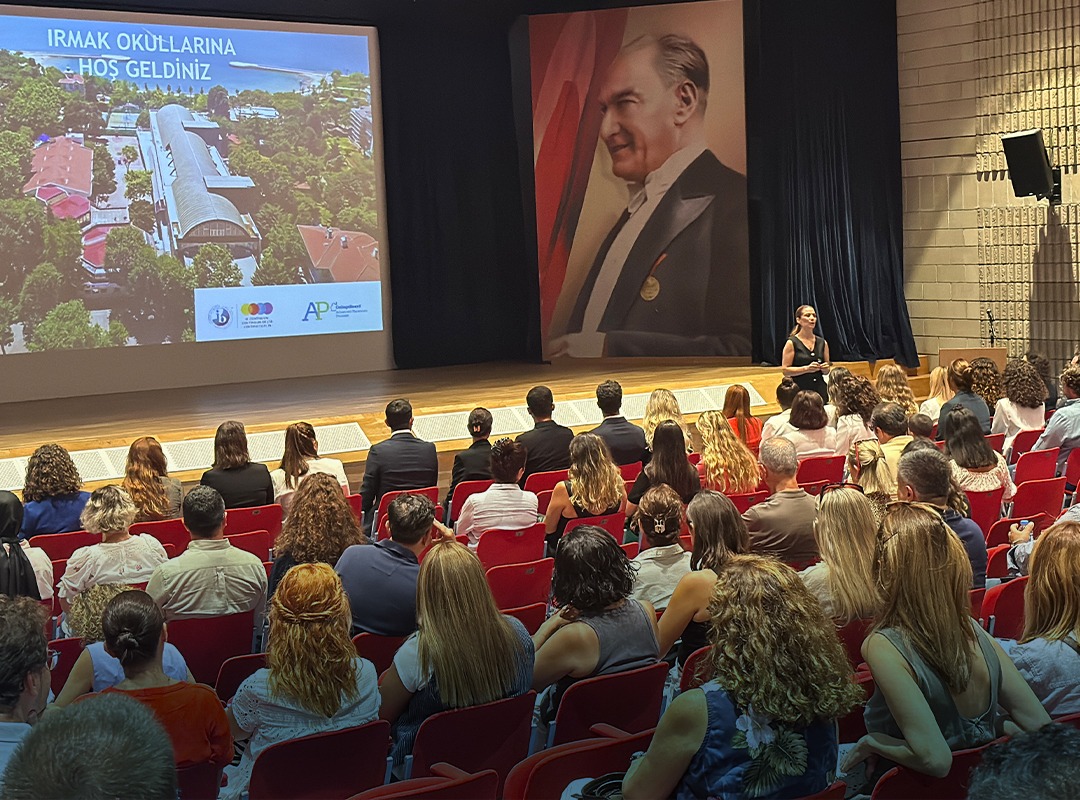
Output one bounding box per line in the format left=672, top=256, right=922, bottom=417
left=841, top=503, right=1049, bottom=787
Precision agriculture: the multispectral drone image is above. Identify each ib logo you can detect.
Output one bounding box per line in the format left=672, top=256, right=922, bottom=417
left=208, top=305, right=232, bottom=328
left=303, top=301, right=330, bottom=321
left=241, top=303, right=273, bottom=316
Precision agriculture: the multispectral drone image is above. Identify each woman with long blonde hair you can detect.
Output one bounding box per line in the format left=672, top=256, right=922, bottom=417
left=122, top=437, right=182, bottom=522
left=696, top=411, right=759, bottom=495
left=919, top=365, right=954, bottom=421
left=846, top=438, right=893, bottom=517
left=624, top=555, right=860, bottom=799
left=642, top=388, right=690, bottom=449
left=269, top=421, right=350, bottom=515
left=875, top=364, right=919, bottom=416
left=841, top=503, right=1049, bottom=783
left=224, top=564, right=380, bottom=799
left=379, top=541, right=534, bottom=763
left=544, top=433, right=625, bottom=554
left=800, top=487, right=881, bottom=624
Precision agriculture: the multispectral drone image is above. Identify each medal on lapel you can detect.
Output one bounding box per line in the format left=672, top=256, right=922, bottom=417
left=639, top=253, right=667, bottom=302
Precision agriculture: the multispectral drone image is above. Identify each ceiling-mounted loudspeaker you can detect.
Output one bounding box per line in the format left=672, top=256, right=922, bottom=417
left=1001, top=129, right=1061, bottom=204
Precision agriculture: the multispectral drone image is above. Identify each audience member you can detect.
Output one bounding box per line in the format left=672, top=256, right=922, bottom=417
left=532, top=527, right=659, bottom=722
left=224, top=564, right=380, bottom=799
left=0, top=493, right=48, bottom=601
left=379, top=542, right=533, bottom=764
left=268, top=473, right=365, bottom=599
left=101, top=590, right=232, bottom=768
left=840, top=503, right=1048, bottom=784
left=945, top=406, right=1015, bottom=502
left=456, top=438, right=538, bottom=546
left=444, top=407, right=493, bottom=513
left=624, top=555, right=861, bottom=800
left=658, top=491, right=750, bottom=665
left=919, top=365, right=953, bottom=421
left=846, top=439, right=892, bottom=519
left=626, top=420, right=699, bottom=515
left=642, top=388, right=691, bottom=450
left=761, top=376, right=799, bottom=440
left=993, top=360, right=1048, bottom=458
left=630, top=485, right=690, bottom=611
left=545, top=433, right=626, bottom=553
left=146, top=486, right=267, bottom=620
left=269, top=421, right=349, bottom=515
left=937, top=359, right=991, bottom=439
left=695, top=410, right=759, bottom=495
left=121, top=437, right=182, bottom=522
left=832, top=377, right=878, bottom=458
left=722, top=384, right=763, bottom=455
left=998, top=521, right=1080, bottom=716
left=896, top=447, right=986, bottom=588
left=58, top=486, right=167, bottom=613
left=63, top=583, right=133, bottom=643
left=590, top=380, right=648, bottom=466
left=824, top=366, right=853, bottom=426
left=0, top=597, right=48, bottom=776
left=1032, top=365, right=1080, bottom=477
left=358, top=399, right=439, bottom=533
left=18, top=444, right=89, bottom=538
left=968, top=723, right=1080, bottom=800
left=1025, top=350, right=1058, bottom=411
left=871, top=401, right=912, bottom=497
left=200, top=421, right=274, bottom=509
left=970, top=356, right=1004, bottom=412
left=516, top=386, right=574, bottom=481
left=1, top=693, right=177, bottom=800
left=875, top=363, right=919, bottom=416
left=800, top=486, right=881, bottom=624
left=783, top=390, right=839, bottom=460
left=908, top=412, right=934, bottom=440
left=337, top=493, right=445, bottom=636
left=744, top=438, right=818, bottom=565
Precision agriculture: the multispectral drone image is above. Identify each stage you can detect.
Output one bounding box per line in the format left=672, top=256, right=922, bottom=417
left=0, top=356, right=929, bottom=494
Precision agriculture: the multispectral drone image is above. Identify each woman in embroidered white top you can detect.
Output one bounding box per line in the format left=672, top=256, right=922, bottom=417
left=945, top=408, right=1015, bottom=501
left=992, top=360, right=1047, bottom=459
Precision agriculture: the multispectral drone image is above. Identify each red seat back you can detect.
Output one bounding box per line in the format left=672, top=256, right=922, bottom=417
left=679, top=645, right=712, bottom=692
left=475, top=524, right=546, bottom=570
left=535, top=490, right=553, bottom=514
left=803, top=780, right=847, bottom=799
left=48, top=636, right=84, bottom=696
left=28, top=530, right=97, bottom=561
left=248, top=721, right=392, bottom=800
left=870, top=743, right=993, bottom=799
left=351, top=766, right=498, bottom=799
left=688, top=452, right=701, bottom=466
left=1014, top=448, right=1060, bottom=485
left=225, top=530, right=270, bottom=561
left=346, top=493, right=363, bottom=522
left=1011, top=477, right=1067, bottom=521
left=985, top=513, right=1052, bottom=548
left=503, top=603, right=547, bottom=635
left=224, top=504, right=283, bottom=544
left=448, top=480, right=495, bottom=522
left=801, top=480, right=830, bottom=497
left=969, top=588, right=986, bottom=620
left=727, top=490, right=768, bottom=513
left=618, top=462, right=643, bottom=481
left=485, top=558, right=553, bottom=610
left=176, top=760, right=225, bottom=800
left=130, top=518, right=190, bottom=553
left=1064, top=448, right=1080, bottom=494
left=522, top=470, right=569, bottom=495
left=620, top=541, right=640, bottom=558
left=563, top=512, right=627, bottom=540
left=551, top=661, right=668, bottom=746
left=796, top=455, right=845, bottom=485
left=986, top=544, right=1011, bottom=579
left=352, top=633, right=406, bottom=676
left=837, top=618, right=873, bottom=669
left=1009, top=428, right=1045, bottom=463
left=986, top=432, right=1006, bottom=453
left=215, top=653, right=267, bottom=703
left=837, top=672, right=875, bottom=744
left=982, top=576, right=1028, bottom=639
left=166, top=611, right=255, bottom=685
left=964, top=487, right=1004, bottom=539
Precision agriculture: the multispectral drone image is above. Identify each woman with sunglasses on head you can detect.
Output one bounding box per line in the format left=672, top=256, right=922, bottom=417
left=840, top=503, right=1049, bottom=787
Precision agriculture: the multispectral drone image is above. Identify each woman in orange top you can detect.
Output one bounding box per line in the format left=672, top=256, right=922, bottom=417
left=100, top=590, right=231, bottom=768
left=722, top=385, right=763, bottom=456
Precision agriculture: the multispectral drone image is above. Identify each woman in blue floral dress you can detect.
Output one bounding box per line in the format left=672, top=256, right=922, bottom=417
left=623, top=555, right=862, bottom=799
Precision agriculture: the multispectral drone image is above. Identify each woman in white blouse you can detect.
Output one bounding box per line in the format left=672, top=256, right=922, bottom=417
left=782, top=391, right=837, bottom=460
left=992, top=360, right=1047, bottom=459
left=270, top=422, right=350, bottom=515
left=919, top=365, right=953, bottom=421
left=945, top=407, right=1015, bottom=501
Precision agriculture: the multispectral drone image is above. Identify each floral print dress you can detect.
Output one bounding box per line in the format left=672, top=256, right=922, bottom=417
left=675, top=681, right=837, bottom=800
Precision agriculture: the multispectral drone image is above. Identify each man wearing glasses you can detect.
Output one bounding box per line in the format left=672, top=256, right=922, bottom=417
left=0, top=596, right=52, bottom=779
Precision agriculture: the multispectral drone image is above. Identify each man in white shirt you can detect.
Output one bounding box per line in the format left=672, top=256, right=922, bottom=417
left=551, top=33, right=750, bottom=358
left=0, top=597, right=49, bottom=781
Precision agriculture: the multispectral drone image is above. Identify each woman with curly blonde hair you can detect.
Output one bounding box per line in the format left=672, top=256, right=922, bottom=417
left=875, top=364, right=919, bottom=416
left=544, top=433, right=625, bottom=554
left=919, top=366, right=953, bottom=421
left=121, top=437, right=182, bottom=523
left=992, top=360, right=1047, bottom=457
left=624, top=555, right=861, bottom=799
left=224, top=563, right=380, bottom=799
left=695, top=411, right=759, bottom=495
left=268, top=472, right=365, bottom=599
left=20, top=443, right=89, bottom=537
left=833, top=377, right=879, bottom=457
left=642, top=388, right=691, bottom=450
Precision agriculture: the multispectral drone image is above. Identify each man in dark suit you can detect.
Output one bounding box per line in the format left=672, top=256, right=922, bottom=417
left=550, top=34, right=750, bottom=358
left=516, top=386, right=574, bottom=482
left=590, top=380, right=649, bottom=466
left=444, top=407, right=493, bottom=519
left=358, top=398, right=439, bottom=534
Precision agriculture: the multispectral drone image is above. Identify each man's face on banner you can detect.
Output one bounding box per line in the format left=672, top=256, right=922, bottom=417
left=598, top=45, right=682, bottom=185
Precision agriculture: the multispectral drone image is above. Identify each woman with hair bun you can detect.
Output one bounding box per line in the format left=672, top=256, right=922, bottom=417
left=456, top=437, right=538, bottom=546
left=761, top=376, right=800, bottom=440
left=101, top=590, right=231, bottom=768
left=19, top=443, right=90, bottom=537
left=270, top=421, right=349, bottom=515
left=444, top=407, right=493, bottom=513
left=781, top=304, right=831, bottom=403
left=122, top=437, right=182, bottom=522
left=630, top=484, right=691, bottom=611
left=936, top=359, right=991, bottom=439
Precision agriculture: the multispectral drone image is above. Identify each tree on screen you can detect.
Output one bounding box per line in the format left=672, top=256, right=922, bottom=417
left=105, top=226, right=151, bottom=282
left=120, top=252, right=195, bottom=344
left=0, top=297, right=15, bottom=355
left=129, top=200, right=154, bottom=233
left=27, top=300, right=128, bottom=352
left=0, top=198, right=45, bottom=294
left=120, top=145, right=139, bottom=171
left=18, top=262, right=66, bottom=338
left=193, top=244, right=242, bottom=288
left=91, top=142, right=117, bottom=202
left=207, top=85, right=230, bottom=118
left=0, top=131, right=32, bottom=198
left=6, top=79, right=64, bottom=136
left=43, top=220, right=85, bottom=296
left=124, top=170, right=153, bottom=204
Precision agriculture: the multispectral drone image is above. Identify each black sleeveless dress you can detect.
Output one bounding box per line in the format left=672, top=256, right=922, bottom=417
left=789, top=335, right=828, bottom=403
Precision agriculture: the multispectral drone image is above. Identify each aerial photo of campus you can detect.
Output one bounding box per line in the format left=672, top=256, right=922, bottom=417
left=0, top=12, right=380, bottom=353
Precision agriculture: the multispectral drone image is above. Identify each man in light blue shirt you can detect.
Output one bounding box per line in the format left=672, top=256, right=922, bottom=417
left=1032, top=366, right=1080, bottom=477
left=0, top=597, right=50, bottom=781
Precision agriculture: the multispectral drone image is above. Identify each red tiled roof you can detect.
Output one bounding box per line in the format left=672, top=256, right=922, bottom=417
left=82, top=224, right=126, bottom=269
left=52, top=194, right=91, bottom=220
left=23, top=137, right=93, bottom=197
left=35, top=186, right=66, bottom=204
left=297, top=225, right=380, bottom=283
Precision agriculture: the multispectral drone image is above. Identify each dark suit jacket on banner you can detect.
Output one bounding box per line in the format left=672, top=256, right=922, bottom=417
left=567, top=150, right=750, bottom=357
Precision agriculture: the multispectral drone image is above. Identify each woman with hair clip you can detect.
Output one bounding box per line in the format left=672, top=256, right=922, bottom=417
left=19, top=443, right=90, bottom=537
left=840, top=503, right=1049, bottom=786
left=695, top=411, right=759, bottom=495
left=623, top=555, right=862, bottom=800
left=0, top=491, right=50, bottom=600
left=992, top=360, right=1048, bottom=458
left=379, top=541, right=534, bottom=764
left=945, top=406, right=1015, bottom=501
left=722, top=385, right=763, bottom=456
left=657, top=490, right=751, bottom=666
left=761, top=376, right=800, bottom=440
left=100, top=590, right=232, bottom=768
left=875, top=364, right=919, bottom=417
left=200, top=420, right=273, bottom=509
left=782, top=391, right=838, bottom=460
left=937, top=359, right=991, bottom=439
left=832, top=376, right=879, bottom=459
left=630, top=484, right=691, bottom=612
left=122, top=437, right=182, bottom=522
left=457, top=438, right=538, bottom=546
left=270, top=421, right=349, bottom=515
left=999, top=520, right=1080, bottom=716
left=267, top=473, right=365, bottom=599
left=626, top=421, right=701, bottom=516
left=642, top=388, right=692, bottom=451
left=846, top=439, right=893, bottom=518
left=544, top=433, right=625, bottom=554
left=781, top=304, right=831, bottom=403
left=799, top=486, right=881, bottom=624
left=919, top=366, right=954, bottom=421
left=224, top=563, right=380, bottom=799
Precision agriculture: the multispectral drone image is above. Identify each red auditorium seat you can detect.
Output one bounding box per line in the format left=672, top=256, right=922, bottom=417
left=349, top=765, right=497, bottom=799
left=985, top=544, right=1011, bottom=579
left=984, top=514, right=1051, bottom=549
left=129, top=518, right=190, bottom=553
left=679, top=645, right=712, bottom=692
left=29, top=530, right=97, bottom=561
left=352, top=633, right=407, bottom=677
left=796, top=455, right=844, bottom=485
left=486, top=558, right=553, bottom=610
left=563, top=512, right=627, bottom=541
left=727, top=490, right=768, bottom=513
left=964, top=487, right=1004, bottom=539
left=223, top=504, right=283, bottom=544
left=1013, top=448, right=1059, bottom=485
left=1010, top=478, right=1066, bottom=522
left=446, top=479, right=494, bottom=522
left=166, top=611, right=256, bottom=685
left=870, top=743, right=995, bottom=799
left=176, top=761, right=225, bottom=800
left=215, top=653, right=267, bottom=703
left=373, top=488, right=439, bottom=538
left=1008, top=428, right=1045, bottom=463
left=48, top=637, right=83, bottom=696
left=982, top=576, right=1028, bottom=640
left=547, top=661, right=668, bottom=747
left=523, top=470, right=570, bottom=495
left=986, top=432, right=1005, bottom=453
left=475, top=524, right=545, bottom=570
left=225, top=530, right=270, bottom=561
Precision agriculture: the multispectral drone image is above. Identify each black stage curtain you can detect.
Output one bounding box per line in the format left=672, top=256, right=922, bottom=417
left=745, top=0, right=918, bottom=367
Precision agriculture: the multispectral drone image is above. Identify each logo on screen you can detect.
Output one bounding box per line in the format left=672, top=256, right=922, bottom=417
left=208, top=306, right=232, bottom=328
left=303, top=301, right=330, bottom=322
left=241, top=303, right=273, bottom=316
